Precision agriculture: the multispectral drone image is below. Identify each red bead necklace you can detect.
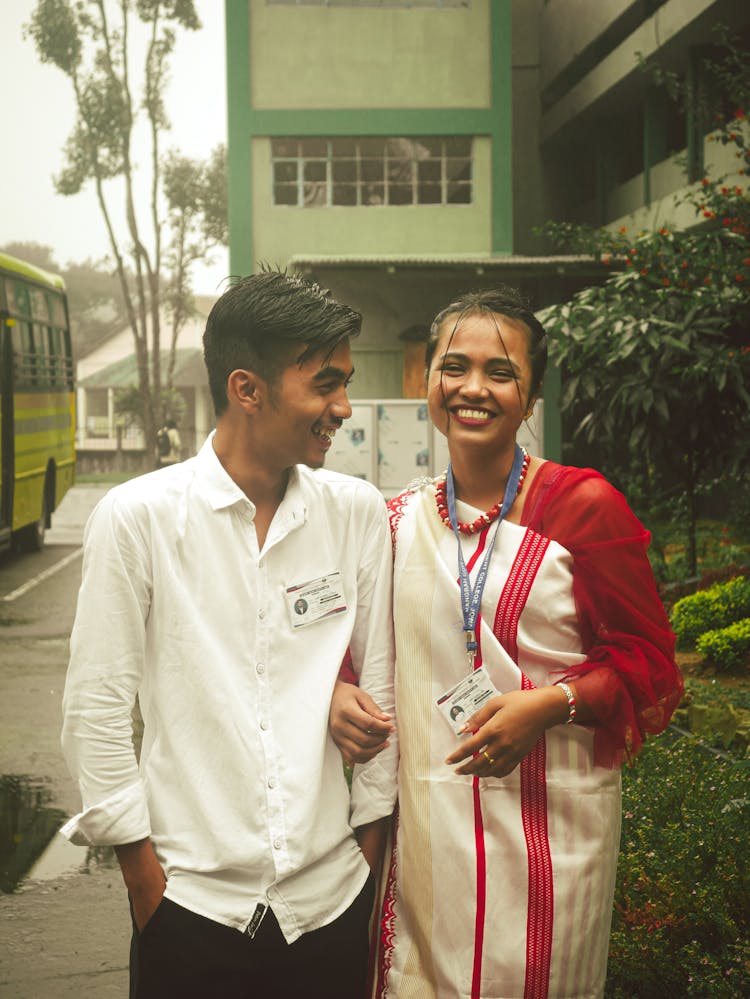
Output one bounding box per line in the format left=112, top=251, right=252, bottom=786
left=434, top=448, right=531, bottom=536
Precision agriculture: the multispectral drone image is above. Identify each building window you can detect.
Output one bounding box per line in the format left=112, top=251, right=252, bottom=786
left=267, top=2, right=469, bottom=7
left=272, top=137, right=472, bottom=207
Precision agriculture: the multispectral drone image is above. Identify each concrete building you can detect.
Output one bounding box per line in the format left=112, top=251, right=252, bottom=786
left=224, top=0, right=747, bottom=475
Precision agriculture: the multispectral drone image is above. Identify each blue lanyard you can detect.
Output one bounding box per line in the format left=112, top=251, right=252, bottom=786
left=445, top=444, right=526, bottom=667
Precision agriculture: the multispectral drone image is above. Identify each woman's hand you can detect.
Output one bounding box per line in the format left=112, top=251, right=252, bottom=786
left=329, top=681, right=394, bottom=766
left=445, top=686, right=570, bottom=779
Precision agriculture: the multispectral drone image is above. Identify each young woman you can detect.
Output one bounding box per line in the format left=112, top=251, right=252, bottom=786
left=332, top=288, right=682, bottom=999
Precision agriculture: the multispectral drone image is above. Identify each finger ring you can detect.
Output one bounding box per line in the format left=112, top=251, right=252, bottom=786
left=483, top=751, right=495, bottom=765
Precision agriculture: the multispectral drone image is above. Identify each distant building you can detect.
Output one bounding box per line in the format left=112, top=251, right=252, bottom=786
left=224, top=0, right=748, bottom=466
left=75, top=298, right=215, bottom=471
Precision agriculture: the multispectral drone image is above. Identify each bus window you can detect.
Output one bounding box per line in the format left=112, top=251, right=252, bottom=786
left=30, top=287, right=49, bottom=321
left=13, top=281, right=31, bottom=318
left=36, top=323, right=53, bottom=386
left=50, top=295, right=66, bottom=328
left=48, top=327, right=62, bottom=384
left=16, top=322, right=37, bottom=386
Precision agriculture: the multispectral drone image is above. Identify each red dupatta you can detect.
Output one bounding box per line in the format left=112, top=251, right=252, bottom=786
left=521, top=462, right=683, bottom=767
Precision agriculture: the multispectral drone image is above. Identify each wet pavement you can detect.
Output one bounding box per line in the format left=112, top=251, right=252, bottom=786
left=1, top=484, right=131, bottom=998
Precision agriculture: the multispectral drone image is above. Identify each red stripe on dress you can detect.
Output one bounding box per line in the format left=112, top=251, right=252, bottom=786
left=375, top=810, right=400, bottom=998
left=471, top=775, right=487, bottom=999
left=460, top=529, right=491, bottom=999
left=493, top=528, right=554, bottom=999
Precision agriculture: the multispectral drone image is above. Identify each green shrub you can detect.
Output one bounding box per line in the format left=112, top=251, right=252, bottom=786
left=697, top=618, right=750, bottom=672
left=671, top=576, right=750, bottom=647
left=606, top=732, right=750, bottom=998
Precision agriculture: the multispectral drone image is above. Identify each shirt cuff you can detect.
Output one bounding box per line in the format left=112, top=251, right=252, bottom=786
left=60, top=782, right=151, bottom=847
left=350, top=756, right=398, bottom=828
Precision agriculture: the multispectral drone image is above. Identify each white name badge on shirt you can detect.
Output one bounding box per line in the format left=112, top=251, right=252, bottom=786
left=436, top=665, right=500, bottom=735
left=285, top=571, right=347, bottom=629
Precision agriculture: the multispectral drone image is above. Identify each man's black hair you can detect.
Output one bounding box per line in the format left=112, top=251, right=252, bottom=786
left=203, top=267, right=362, bottom=415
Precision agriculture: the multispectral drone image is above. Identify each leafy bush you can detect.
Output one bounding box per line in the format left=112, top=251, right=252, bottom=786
left=671, top=576, right=750, bottom=646
left=697, top=618, right=750, bottom=672
left=671, top=680, right=750, bottom=756
left=606, top=732, right=750, bottom=998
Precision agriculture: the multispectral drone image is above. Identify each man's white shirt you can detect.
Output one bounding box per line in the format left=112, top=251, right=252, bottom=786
left=61, top=435, right=397, bottom=942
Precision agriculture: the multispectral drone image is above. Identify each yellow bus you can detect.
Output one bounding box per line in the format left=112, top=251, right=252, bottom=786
left=0, top=253, right=75, bottom=552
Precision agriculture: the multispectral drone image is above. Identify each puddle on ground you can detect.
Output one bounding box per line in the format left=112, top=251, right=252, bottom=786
left=0, top=775, right=116, bottom=892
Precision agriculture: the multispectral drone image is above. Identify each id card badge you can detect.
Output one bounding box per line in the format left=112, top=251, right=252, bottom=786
left=436, top=665, right=500, bottom=736
left=285, top=571, right=347, bottom=629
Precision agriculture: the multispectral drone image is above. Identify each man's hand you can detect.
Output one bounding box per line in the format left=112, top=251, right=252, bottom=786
left=115, top=838, right=167, bottom=932
left=330, top=681, right=393, bottom=766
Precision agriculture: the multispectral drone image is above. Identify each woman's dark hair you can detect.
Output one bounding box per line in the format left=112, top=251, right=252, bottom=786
left=425, top=287, right=548, bottom=404
left=203, top=267, right=362, bottom=415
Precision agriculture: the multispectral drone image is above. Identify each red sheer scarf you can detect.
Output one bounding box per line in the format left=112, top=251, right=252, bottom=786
left=521, top=462, right=683, bottom=767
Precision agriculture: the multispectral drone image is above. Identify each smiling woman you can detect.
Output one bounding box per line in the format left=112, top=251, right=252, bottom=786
left=330, top=286, right=683, bottom=999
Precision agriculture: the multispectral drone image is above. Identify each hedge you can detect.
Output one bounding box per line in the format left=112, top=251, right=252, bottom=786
left=671, top=576, right=750, bottom=647
left=696, top=618, right=750, bottom=672
left=606, top=731, right=750, bottom=998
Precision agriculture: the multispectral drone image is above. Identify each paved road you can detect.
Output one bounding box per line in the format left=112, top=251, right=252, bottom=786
left=0, top=485, right=131, bottom=999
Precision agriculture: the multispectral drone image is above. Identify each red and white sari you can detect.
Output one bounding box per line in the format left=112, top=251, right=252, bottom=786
left=371, top=463, right=681, bottom=999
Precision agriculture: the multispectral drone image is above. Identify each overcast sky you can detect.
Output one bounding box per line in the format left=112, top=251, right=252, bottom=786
left=1, top=0, right=229, bottom=295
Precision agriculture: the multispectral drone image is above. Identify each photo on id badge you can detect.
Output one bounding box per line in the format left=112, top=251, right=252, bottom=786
left=285, top=571, right=347, bottom=629
left=436, top=665, right=499, bottom=735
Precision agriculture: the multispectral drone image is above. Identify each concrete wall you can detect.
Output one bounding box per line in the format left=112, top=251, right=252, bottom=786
left=512, top=0, right=547, bottom=252
left=539, top=0, right=637, bottom=92
left=249, top=1, right=491, bottom=110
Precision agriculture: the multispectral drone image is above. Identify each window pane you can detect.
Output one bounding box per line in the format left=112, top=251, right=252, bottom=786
left=387, top=158, right=411, bottom=184
left=417, top=137, right=442, bottom=157
left=31, top=288, right=49, bottom=321
left=303, top=181, right=327, bottom=206
left=363, top=183, right=384, bottom=205
left=333, top=184, right=357, bottom=206
left=360, top=137, right=385, bottom=156
left=272, top=138, right=298, bottom=157
left=417, top=160, right=441, bottom=182
left=332, top=138, right=357, bottom=156
left=388, top=183, right=413, bottom=205
left=304, top=161, right=326, bottom=182
left=445, top=136, right=471, bottom=156
left=299, top=138, right=327, bottom=157
left=274, top=183, right=299, bottom=206
left=447, top=181, right=471, bottom=204
left=418, top=182, right=442, bottom=204
left=385, top=137, right=412, bottom=158
left=14, top=282, right=31, bottom=316
left=274, top=161, right=297, bottom=183
left=446, top=157, right=471, bottom=182
left=361, top=159, right=383, bottom=182
left=332, top=160, right=357, bottom=183
left=50, top=295, right=66, bottom=327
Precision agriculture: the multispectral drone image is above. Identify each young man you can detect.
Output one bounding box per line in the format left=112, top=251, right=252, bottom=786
left=61, top=270, right=396, bottom=999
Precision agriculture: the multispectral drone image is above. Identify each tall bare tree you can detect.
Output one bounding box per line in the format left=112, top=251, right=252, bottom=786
left=25, top=0, right=223, bottom=466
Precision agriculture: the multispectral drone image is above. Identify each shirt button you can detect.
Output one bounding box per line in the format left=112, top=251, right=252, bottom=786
left=273, top=838, right=283, bottom=850
left=260, top=720, right=269, bottom=731
left=258, top=610, right=265, bottom=620
left=256, top=663, right=265, bottom=675
left=267, top=777, right=276, bottom=789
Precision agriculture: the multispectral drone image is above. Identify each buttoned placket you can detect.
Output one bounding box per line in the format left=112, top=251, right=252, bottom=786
left=242, top=498, right=308, bottom=935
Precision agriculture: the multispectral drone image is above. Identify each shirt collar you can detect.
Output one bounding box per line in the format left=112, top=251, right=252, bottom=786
left=194, top=433, right=307, bottom=530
